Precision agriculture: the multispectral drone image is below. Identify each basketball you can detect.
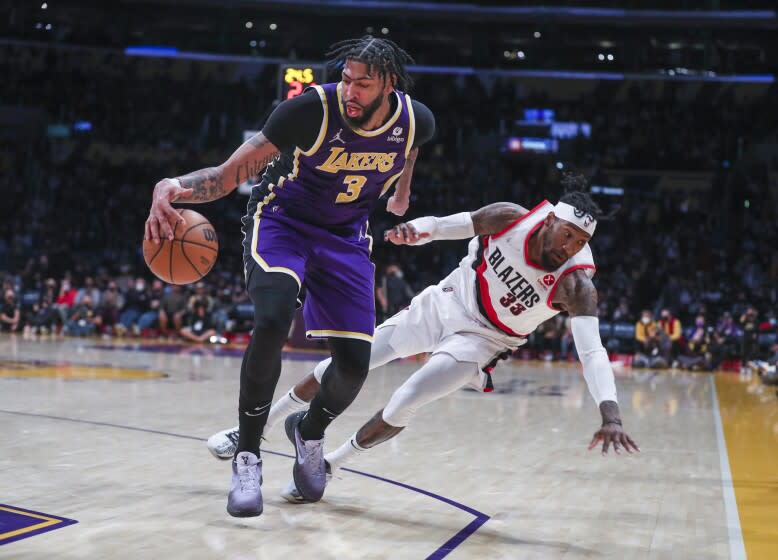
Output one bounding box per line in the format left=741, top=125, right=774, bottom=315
left=143, top=209, right=219, bottom=285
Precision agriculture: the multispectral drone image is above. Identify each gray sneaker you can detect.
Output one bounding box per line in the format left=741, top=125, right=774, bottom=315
left=285, top=411, right=327, bottom=502
left=280, top=462, right=333, bottom=504
left=227, top=451, right=263, bottom=517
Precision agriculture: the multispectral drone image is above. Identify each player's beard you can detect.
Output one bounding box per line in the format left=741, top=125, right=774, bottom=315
left=343, top=92, right=385, bottom=127
left=539, top=234, right=563, bottom=271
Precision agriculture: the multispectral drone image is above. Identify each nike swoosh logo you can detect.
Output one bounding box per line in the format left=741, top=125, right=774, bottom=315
left=244, top=404, right=270, bottom=417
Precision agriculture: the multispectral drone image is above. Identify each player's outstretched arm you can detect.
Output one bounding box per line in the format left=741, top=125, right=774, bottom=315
left=386, top=147, right=417, bottom=216
left=553, top=270, right=640, bottom=456
left=383, top=202, right=528, bottom=245
left=145, top=132, right=280, bottom=242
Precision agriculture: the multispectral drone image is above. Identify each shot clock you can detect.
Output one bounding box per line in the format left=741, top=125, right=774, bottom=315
left=277, top=65, right=324, bottom=101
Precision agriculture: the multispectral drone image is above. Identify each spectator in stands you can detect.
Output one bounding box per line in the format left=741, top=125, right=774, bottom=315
left=159, top=284, right=187, bottom=334
left=0, top=289, right=21, bottom=332
left=76, top=276, right=101, bottom=307
left=634, top=309, right=670, bottom=368
left=54, top=277, right=78, bottom=324
left=739, top=306, right=760, bottom=367
left=678, top=315, right=713, bottom=370
left=66, top=294, right=100, bottom=336
left=116, top=277, right=151, bottom=336
left=658, top=308, right=683, bottom=362
left=376, top=263, right=415, bottom=322
left=714, top=311, right=740, bottom=361
left=23, top=297, right=57, bottom=336
left=188, top=282, right=215, bottom=314
left=136, top=279, right=164, bottom=333
left=97, top=286, right=121, bottom=335
left=180, top=299, right=218, bottom=343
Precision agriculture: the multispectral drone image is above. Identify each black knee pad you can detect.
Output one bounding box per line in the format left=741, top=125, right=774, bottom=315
left=328, top=337, right=372, bottom=380
left=246, top=265, right=299, bottom=333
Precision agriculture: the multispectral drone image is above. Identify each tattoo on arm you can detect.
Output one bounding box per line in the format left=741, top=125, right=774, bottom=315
left=471, top=202, right=528, bottom=236
left=178, top=167, right=226, bottom=202
left=176, top=133, right=280, bottom=203
left=553, top=270, right=598, bottom=316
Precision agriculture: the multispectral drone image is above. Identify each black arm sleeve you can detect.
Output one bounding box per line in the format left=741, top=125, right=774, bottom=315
left=260, top=89, right=323, bottom=153
left=411, top=100, right=435, bottom=148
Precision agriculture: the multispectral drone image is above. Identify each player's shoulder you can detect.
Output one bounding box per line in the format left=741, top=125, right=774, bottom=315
left=409, top=99, right=435, bottom=147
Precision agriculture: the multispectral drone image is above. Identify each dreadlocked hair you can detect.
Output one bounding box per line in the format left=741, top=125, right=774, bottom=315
left=558, top=172, right=619, bottom=221
left=326, top=35, right=415, bottom=92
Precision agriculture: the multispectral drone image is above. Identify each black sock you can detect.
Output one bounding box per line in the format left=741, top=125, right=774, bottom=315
left=236, top=401, right=271, bottom=457
left=299, top=396, right=338, bottom=440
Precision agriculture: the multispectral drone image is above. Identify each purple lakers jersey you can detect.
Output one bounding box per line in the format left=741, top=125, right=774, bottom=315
left=245, top=82, right=416, bottom=231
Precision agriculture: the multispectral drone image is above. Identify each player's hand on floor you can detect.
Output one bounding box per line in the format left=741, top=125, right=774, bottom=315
left=384, top=222, right=429, bottom=245
left=386, top=194, right=410, bottom=216
left=588, top=423, right=640, bottom=456
left=145, top=178, right=193, bottom=243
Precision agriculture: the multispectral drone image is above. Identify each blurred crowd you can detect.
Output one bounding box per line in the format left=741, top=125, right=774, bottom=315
left=3, top=44, right=778, bottom=380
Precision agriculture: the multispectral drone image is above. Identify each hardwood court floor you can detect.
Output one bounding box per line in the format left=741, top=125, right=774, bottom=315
left=0, top=335, right=775, bottom=559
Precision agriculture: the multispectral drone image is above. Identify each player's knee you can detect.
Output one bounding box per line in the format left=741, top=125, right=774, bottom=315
left=329, top=339, right=371, bottom=380
left=381, top=384, right=421, bottom=427
left=248, top=280, right=298, bottom=334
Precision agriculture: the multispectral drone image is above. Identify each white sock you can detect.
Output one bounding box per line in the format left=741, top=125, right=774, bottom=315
left=324, top=434, right=368, bottom=471
left=265, top=388, right=308, bottom=432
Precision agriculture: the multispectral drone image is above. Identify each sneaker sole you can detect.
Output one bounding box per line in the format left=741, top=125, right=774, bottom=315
left=227, top=505, right=263, bottom=517
left=207, top=443, right=235, bottom=461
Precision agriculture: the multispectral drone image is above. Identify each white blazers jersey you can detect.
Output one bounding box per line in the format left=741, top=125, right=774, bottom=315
left=456, top=200, right=596, bottom=337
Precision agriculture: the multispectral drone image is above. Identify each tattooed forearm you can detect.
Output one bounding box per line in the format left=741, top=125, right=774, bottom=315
left=554, top=271, right=598, bottom=316
left=178, top=167, right=226, bottom=202
left=471, top=202, right=527, bottom=235
left=233, top=151, right=280, bottom=186
left=176, top=132, right=280, bottom=202
left=599, top=400, right=621, bottom=424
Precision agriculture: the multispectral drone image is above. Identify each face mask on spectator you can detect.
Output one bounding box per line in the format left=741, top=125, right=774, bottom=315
left=641, top=316, right=651, bottom=324
left=135, top=281, right=145, bottom=291
left=695, top=319, right=704, bottom=327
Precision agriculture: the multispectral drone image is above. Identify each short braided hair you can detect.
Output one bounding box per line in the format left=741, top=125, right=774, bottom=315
left=326, top=35, right=414, bottom=91
left=558, top=172, right=618, bottom=221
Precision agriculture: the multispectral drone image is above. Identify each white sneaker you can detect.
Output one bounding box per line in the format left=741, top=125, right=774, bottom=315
left=207, top=426, right=240, bottom=460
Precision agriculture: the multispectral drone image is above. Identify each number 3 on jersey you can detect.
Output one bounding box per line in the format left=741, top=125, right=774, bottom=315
left=336, top=175, right=366, bottom=204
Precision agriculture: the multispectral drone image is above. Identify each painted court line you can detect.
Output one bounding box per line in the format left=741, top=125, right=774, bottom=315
left=0, top=409, right=489, bottom=559
left=709, top=376, right=746, bottom=560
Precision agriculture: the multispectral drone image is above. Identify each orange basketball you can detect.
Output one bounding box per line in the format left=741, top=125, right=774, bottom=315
left=143, top=209, right=219, bottom=285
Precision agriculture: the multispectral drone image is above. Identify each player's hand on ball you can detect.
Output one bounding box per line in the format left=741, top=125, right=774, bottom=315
left=386, top=193, right=410, bottom=216
left=384, top=222, right=429, bottom=245
left=145, top=178, right=194, bottom=243
left=588, top=423, right=640, bottom=456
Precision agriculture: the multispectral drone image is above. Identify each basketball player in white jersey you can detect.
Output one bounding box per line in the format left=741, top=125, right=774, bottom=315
left=208, top=181, right=640, bottom=502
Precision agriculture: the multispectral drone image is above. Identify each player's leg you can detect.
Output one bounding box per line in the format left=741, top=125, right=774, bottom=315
left=281, top=352, right=481, bottom=503
left=210, top=280, right=447, bottom=459
left=327, top=352, right=480, bottom=469
left=269, top=323, right=402, bottom=430
left=207, top=322, right=404, bottom=459
left=228, top=207, right=308, bottom=517
left=228, top=264, right=299, bottom=517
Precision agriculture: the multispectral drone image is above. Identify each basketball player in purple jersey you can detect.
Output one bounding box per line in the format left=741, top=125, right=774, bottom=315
left=144, top=36, right=435, bottom=516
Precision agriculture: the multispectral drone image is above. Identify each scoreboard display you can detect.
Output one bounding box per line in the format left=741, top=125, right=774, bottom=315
left=277, top=65, right=324, bottom=101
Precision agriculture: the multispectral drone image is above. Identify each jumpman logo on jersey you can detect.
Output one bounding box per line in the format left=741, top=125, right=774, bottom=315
left=329, top=128, right=346, bottom=144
